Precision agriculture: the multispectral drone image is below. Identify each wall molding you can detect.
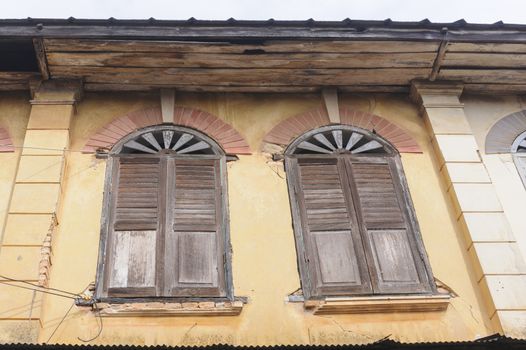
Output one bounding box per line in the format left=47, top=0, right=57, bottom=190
left=486, top=109, right=526, bottom=154
left=82, top=106, right=251, bottom=155
left=263, top=106, right=422, bottom=153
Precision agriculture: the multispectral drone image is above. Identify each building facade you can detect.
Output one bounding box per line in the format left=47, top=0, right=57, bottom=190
left=0, top=18, right=525, bottom=345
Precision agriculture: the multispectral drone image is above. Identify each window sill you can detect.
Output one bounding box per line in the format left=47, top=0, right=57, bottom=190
left=95, top=300, right=244, bottom=317
left=301, top=294, right=451, bottom=315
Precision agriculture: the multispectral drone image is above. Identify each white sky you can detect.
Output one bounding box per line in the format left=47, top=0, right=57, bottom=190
left=1, top=0, right=525, bottom=24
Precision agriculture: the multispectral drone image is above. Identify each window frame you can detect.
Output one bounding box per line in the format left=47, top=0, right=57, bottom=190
left=512, top=130, right=526, bottom=189
left=284, top=125, right=436, bottom=300
left=94, top=125, right=234, bottom=303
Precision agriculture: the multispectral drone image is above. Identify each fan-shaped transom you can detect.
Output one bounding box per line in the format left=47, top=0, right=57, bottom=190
left=287, top=125, right=393, bottom=156
left=512, top=131, right=526, bottom=153
left=111, top=125, right=223, bottom=155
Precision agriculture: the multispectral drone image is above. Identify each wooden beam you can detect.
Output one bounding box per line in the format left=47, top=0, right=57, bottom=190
left=44, top=39, right=440, bottom=54
left=442, top=52, right=526, bottom=68
left=160, top=89, right=175, bottom=123
left=439, top=69, right=526, bottom=84
left=322, top=87, right=340, bottom=124
left=32, top=38, right=50, bottom=80
left=49, top=66, right=430, bottom=86
left=429, top=40, right=448, bottom=81
left=46, top=52, right=436, bottom=69
left=3, top=25, right=526, bottom=43
left=0, top=25, right=449, bottom=41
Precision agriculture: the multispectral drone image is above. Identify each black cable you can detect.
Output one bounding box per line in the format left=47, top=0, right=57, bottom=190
left=0, top=274, right=81, bottom=297
left=78, top=302, right=103, bottom=343
left=0, top=280, right=77, bottom=300
left=46, top=301, right=75, bottom=344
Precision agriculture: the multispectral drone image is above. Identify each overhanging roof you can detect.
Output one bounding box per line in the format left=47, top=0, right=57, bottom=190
left=1, top=18, right=526, bottom=94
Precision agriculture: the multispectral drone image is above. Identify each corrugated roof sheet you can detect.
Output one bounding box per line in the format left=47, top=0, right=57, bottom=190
left=0, top=335, right=525, bottom=350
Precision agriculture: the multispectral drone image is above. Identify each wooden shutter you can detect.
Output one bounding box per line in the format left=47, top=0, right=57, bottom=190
left=106, top=157, right=161, bottom=296
left=347, top=156, right=432, bottom=294
left=289, top=157, right=372, bottom=297
left=164, top=158, right=226, bottom=297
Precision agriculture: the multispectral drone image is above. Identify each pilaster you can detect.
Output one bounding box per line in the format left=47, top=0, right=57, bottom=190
left=412, top=81, right=526, bottom=338
left=0, top=80, right=82, bottom=343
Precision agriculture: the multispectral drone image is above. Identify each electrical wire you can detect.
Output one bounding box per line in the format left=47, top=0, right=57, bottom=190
left=0, top=280, right=77, bottom=300
left=0, top=274, right=81, bottom=297
left=10, top=145, right=88, bottom=153
left=78, top=302, right=103, bottom=343
left=46, top=301, right=75, bottom=344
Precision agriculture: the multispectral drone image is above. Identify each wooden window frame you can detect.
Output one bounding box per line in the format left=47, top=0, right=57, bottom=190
left=94, top=125, right=234, bottom=303
left=285, top=125, right=436, bottom=300
left=512, top=131, right=526, bottom=189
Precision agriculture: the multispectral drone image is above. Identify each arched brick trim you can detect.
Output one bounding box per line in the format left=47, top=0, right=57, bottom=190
left=0, top=127, right=14, bottom=152
left=485, top=110, right=526, bottom=154
left=82, top=106, right=251, bottom=155
left=263, top=107, right=421, bottom=153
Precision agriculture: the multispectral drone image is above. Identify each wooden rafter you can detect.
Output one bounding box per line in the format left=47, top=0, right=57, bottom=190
left=32, top=38, right=50, bottom=80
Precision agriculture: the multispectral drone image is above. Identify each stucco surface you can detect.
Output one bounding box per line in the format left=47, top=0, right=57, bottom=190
left=463, top=95, right=526, bottom=265
left=0, top=92, right=30, bottom=252
left=0, top=91, right=496, bottom=345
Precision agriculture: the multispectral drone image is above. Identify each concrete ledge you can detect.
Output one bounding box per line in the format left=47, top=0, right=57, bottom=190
left=304, top=295, right=450, bottom=315
left=96, top=300, right=243, bottom=317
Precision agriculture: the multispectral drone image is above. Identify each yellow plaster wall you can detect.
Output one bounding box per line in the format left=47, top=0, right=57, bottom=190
left=1, top=92, right=495, bottom=345
left=0, top=92, right=30, bottom=248
left=463, top=94, right=526, bottom=267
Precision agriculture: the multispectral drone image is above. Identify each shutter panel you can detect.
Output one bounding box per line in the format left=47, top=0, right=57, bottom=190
left=165, top=158, right=225, bottom=297
left=107, top=157, right=161, bottom=296
left=347, top=157, right=431, bottom=294
left=292, top=157, right=372, bottom=297
left=515, top=155, right=526, bottom=189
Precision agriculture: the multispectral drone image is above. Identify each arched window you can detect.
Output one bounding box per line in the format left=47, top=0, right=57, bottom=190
left=512, top=131, right=526, bottom=188
left=96, top=125, right=232, bottom=300
left=485, top=110, right=526, bottom=190
left=285, top=125, right=435, bottom=299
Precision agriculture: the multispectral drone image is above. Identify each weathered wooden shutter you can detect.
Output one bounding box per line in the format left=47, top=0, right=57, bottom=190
left=164, top=158, right=225, bottom=297
left=107, top=157, right=161, bottom=296
left=515, top=155, right=526, bottom=189
left=347, top=157, right=431, bottom=294
left=289, top=157, right=372, bottom=297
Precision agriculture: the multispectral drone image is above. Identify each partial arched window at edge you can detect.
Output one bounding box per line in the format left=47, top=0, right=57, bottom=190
left=512, top=131, right=526, bottom=189
left=284, top=125, right=436, bottom=299
left=95, top=125, right=233, bottom=300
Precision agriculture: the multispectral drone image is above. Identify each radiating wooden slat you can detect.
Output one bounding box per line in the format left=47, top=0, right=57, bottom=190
left=352, top=140, right=383, bottom=154
left=141, top=132, right=163, bottom=150
left=123, top=140, right=158, bottom=153
left=177, top=141, right=211, bottom=154
left=172, top=133, right=193, bottom=151
left=346, top=133, right=363, bottom=150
